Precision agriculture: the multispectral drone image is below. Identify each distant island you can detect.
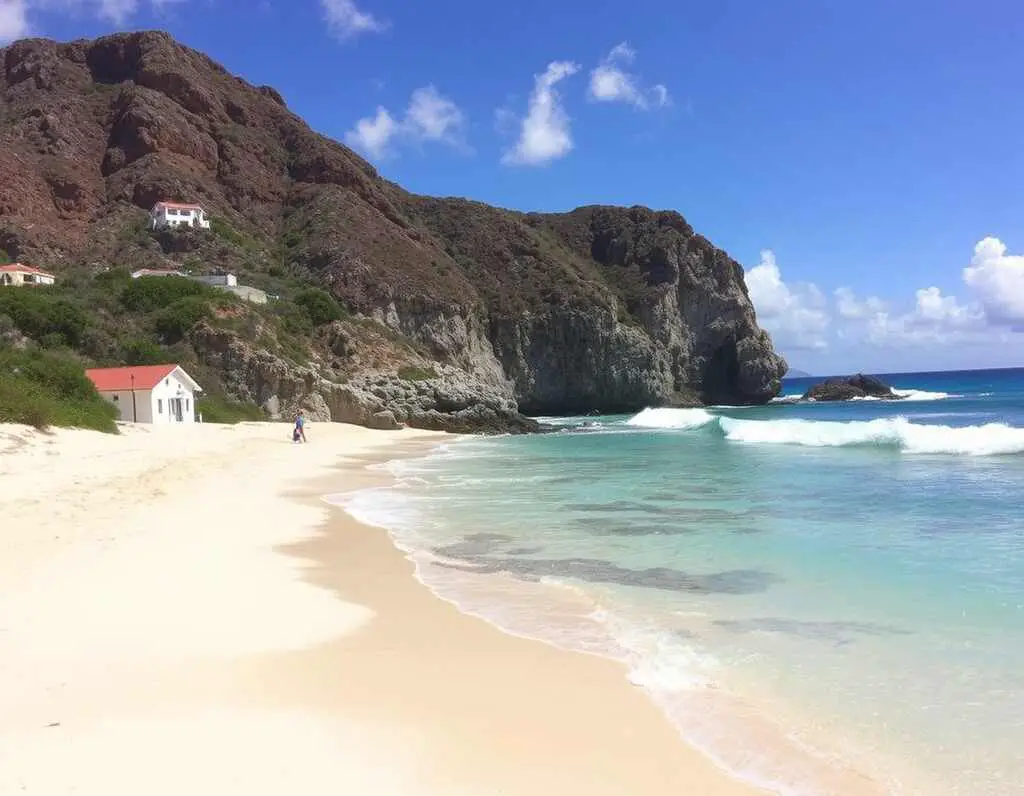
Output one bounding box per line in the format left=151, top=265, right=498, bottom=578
left=785, top=368, right=812, bottom=378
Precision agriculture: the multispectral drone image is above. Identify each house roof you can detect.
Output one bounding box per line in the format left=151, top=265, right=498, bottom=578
left=85, top=364, right=201, bottom=392
left=0, top=263, right=55, bottom=277
left=153, top=201, right=205, bottom=211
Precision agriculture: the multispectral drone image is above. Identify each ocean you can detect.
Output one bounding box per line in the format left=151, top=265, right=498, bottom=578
left=333, top=367, right=1024, bottom=795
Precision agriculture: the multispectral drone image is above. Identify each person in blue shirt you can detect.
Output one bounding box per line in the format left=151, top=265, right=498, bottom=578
left=293, top=411, right=307, bottom=443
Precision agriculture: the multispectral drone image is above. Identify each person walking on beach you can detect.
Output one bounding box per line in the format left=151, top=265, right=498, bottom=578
left=293, top=411, right=307, bottom=443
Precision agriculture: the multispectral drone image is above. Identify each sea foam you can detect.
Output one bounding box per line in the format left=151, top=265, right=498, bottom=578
left=719, top=416, right=1024, bottom=456
left=625, top=407, right=716, bottom=429
left=892, top=388, right=954, bottom=401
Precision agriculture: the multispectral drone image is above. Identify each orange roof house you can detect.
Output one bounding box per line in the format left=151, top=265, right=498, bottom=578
left=0, top=263, right=56, bottom=286
left=85, top=364, right=202, bottom=424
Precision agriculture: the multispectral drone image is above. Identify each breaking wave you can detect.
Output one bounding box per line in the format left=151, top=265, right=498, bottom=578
left=620, top=409, right=1024, bottom=456
left=892, top=388, right=955, bottom=401
left=718, top=416, right=1024, bottom=456
left=625, top=407, right=717, bottom=430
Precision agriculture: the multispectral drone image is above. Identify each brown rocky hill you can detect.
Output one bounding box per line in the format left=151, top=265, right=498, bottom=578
left=0, top=30, right=786, bottom=430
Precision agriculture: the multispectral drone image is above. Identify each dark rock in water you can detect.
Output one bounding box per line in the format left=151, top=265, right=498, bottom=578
left=803, top=373, right=901, bottom=402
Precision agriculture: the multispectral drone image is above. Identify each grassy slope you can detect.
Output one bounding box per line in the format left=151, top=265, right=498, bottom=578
left=0, top=263, right=350, bottom=429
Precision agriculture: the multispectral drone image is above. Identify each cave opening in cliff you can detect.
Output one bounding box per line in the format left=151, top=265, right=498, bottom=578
left=700, top=338, right=741, bottom=406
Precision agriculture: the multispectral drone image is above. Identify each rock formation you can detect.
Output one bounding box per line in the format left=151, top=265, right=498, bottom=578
left=803, top=374, right=900, bottom=402
left=0, top=31, right=786, bottom=430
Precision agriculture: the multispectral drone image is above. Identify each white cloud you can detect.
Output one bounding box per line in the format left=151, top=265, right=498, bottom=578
left=97, top=0, right=135, bottom=23
left=963, top=236, right=1024, bottom=326
left=0, top=0, right=30, bottom=43
left=8, top=0, right=183, bottom=30
left=344, top=107, right=399, bottom=160
left=834, top=287, right=885, bottom=320
left=501, top=60, right=580, bottom=167
left=834, top=285, right=984, bottom=347
left=344, top=85, right=466, bottom=160
left=321, top=0, right=386, bottom=41
left=746, top=250, right=830, bottom=351
left=588, top=42, right=670, bottom=110
left=405, top=85, right=464, bottom=144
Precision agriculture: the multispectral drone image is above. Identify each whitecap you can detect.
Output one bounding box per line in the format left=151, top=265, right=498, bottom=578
left=625, top=407, right=717, bottom=430
left=718, top=416, right=1024, bottom=456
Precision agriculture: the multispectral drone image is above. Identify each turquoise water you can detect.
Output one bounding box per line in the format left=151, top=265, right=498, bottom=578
left=336, top=368, right=1024, bottom=795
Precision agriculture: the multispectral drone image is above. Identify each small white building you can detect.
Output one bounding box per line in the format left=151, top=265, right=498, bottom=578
left=85, top=364, right=202, bottom=424
left=0, top=263, right=56, bottom=286
left=194, top=272, right=268, bottom=304
left=193, top=273, right=237, bottom=287
left=150, top=201, right=211, bottom=231
left=131, top=268, right=187, bottom=279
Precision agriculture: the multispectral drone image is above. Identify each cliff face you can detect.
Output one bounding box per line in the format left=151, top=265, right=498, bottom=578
left=0, top=31, right=785, bottom=427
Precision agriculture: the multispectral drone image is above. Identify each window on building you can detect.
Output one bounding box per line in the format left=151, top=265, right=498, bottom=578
left=186, top=399, right=190, bottom=411
left=112, top=394, right=119, bottom=401
left=157, top=399, right=163, bottom=414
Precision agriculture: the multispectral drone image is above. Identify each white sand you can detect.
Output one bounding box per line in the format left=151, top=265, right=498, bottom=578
left=0, top=420, right=765, bottom=796
left=0, top=421, right=443, bottom=795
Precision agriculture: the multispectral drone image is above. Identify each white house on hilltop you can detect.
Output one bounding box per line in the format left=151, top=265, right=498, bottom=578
left=131, top=268, right=187, bottom=279
left=150, top=201, right=211, bottom=231
left=193, top=272, right=269, bottom=304
left=0, top=263, right=56, bottom=286
left=85, top=364, right=202, bottom=424
left=193, top=273, right=237, bottom=287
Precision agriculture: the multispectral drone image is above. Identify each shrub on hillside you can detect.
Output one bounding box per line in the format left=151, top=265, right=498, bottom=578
left=293, top=288, right=343, bottom=327
left=120, top=275, right=210, bottom=312
left=196, top=394, right=265, bottom=423
left=0, top=347, right=117, bottom=433
left=0, top=290, right=90, bottom=348
left=121, top=338, right=167, bottom=365
left=154, top=296, right=213, bottom=343
left=398, top=365, right=438, bottom=382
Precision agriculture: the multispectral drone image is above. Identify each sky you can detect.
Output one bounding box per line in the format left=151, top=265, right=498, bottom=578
left=2, top=0, right=1023, bottom=375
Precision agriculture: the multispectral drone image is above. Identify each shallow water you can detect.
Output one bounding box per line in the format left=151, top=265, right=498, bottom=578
left=333, top=368, right=1024, bottom=795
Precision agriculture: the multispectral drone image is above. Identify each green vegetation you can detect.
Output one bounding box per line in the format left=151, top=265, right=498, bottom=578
left=154, top=296, right=214, bottom=343
left=0, top=289, right=90, bottom=348
left=397, top=365, right=437, bottom=382
left=195, top=393, right=265, bottom=424
left=210, top=218, right=260, bottom=252
left=120, top=274, right=213, bottom=312
left=0, top=347, right=118, bottom=433
left=293, top=287, right=344, bottom=327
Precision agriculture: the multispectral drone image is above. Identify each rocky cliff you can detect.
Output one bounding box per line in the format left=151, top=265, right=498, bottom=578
left=0, top=31, right=786, bottom=429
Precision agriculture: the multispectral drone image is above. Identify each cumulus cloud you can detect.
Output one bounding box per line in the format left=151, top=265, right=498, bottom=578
left=344, top=107, right=399, bottom=160
left=833, top=285, right=985, bottom=347
left=588, top=42, right=670, bottom=110
left=836, top=236, right=1024, bottom=347
left=745, top=250, right=830, bottom=351
left=963, top=236, right=1024, bottom=326
left=501, top=60, right=580, bottom=167
left=321, top=0, right=386, bottom=40
left=345, top=85, right=466, bottom=160
left=0, top=0, right=30, bottom=43
left=834, top=286, right=885, bottom=320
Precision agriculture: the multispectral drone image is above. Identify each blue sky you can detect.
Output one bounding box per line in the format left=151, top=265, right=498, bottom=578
left=3, top=0, right=1023, bottom=374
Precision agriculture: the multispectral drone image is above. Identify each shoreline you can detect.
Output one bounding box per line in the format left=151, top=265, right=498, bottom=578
left=0, top=421, right=762, bottom=795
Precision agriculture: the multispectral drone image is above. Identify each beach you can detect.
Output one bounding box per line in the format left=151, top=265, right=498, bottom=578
left=0, top=421, right=760, bottom=796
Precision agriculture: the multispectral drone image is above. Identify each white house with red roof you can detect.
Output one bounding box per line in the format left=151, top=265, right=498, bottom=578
left=150, top=201, right=211, bottom=231
left=85, top=364, right=202, bottom=424
left=0, top=263, right=56, bottom=286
